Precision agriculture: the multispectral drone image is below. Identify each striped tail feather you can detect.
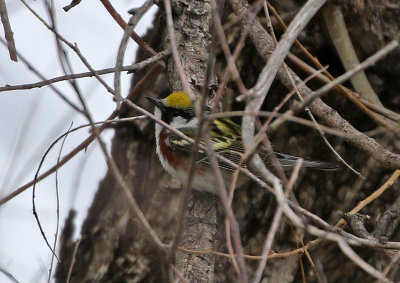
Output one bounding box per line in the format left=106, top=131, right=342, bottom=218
left=275, top=152, right=339, bottom=171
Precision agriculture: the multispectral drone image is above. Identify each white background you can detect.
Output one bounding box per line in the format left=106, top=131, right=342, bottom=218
left=0, top=1, right=156, bottom=282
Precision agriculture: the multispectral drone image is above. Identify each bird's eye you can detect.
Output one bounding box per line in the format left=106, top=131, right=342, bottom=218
left=171, top=108, right=194, bottom=120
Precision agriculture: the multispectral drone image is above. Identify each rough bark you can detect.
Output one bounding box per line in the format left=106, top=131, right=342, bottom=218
left=56, top=1, right=400, bottom=282
left=162, top=0, right=224, bottom=281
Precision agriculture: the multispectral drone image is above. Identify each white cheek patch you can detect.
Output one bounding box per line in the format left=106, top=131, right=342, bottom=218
left=154, top=107, right=163, bottom=137
left=154, top=107, right=162, bottom=119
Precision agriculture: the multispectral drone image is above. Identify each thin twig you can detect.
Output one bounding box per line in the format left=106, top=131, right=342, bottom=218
left=285, top=52, right=400, bottom=124
left=132, top=100, right=257, bottom=281
left=250, top=0, right=327, bottom=100
left=162, top=1, right=225, bottom=280
left=210, top=0, right=247, bottom=95
left=126, top=100, right=273, bottom=192
left=252, top=159, right=303, bottom=283
left=168, top=86, right=212, bottom=266
left=280, top=169, right=400, bottom=258
left=229, top=0, right=327, bottom=242
left=0, top=266, right=20, bottom=283
left=68, top=42, right=167, bottom=258
left=99, top=0, right=158, bottom=56
left=0, top=36, right=82, bottom=112
left=268, top=2, right=392, bottom=128
left=0, top=49, right=170, bottom=93
left=20, top=0, right=114, bottom=95
left=213, top=0, right=264, bottom=111
left=48, top=123, right=72, bottom=282
left=163, top=0, right=194, bottom=98
left=241, top=0, right=327, bottom=185
left=234, top=0, right=400, bottom=170
left=300, top=223, right=393, bottom=282
left=322, top=3, right=382, bottom=105
left=114, top=0, right=156, bottom=107
left=203, top=130, right=248, bottom=283
left=210, top=0, right=246, bottom=274
left=128, top=0, right=154, bottom=21
left=32, top=120, right=66, bottom=262
left=44, top=0, right=79, bottom=102
left=168, top=33, right=218, bottom=267
left=336, top=170, right=400, bottom=227
left=269, top=0, right=354, bottom=177
left=66, top=238, right=81, bottom=283
left=0, top=64, right=161, bottom=206
left=262, top=8, right=377, bottom=177
left=0, top=0, right=17, bottom=61
left=234, top=66, right=330, bottom=185
left=337, top=239, right=390, bottom=283
left=298, top=40, right=399, bottom=110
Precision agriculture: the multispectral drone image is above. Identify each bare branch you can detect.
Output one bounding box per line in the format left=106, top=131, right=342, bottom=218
left=298, top=40, right=399, bottom=111
left=230, top=0, right=400, bottom=170
left=268, top=2, right=393, bottom=128
left=66, top=239, right=81, bottom=283
left=0, top=64, right=161, bottom=206
left=322, top=3, right=382, bottom=105
left=0, top=50, right=170, bottom=93
left=252, top=159, right=303, bottom=283
left=99, top=0, right=158, bottom=56
left=0, top=36, right=82, bottom=112
left=0, top=0, right=17, bottom=61
left=337, top=239, right=390, bottom=283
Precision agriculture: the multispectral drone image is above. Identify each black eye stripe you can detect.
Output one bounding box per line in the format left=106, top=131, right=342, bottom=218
left=167, top=107, right=195, bottom=119
left=160, top=106, right=195, bottom=123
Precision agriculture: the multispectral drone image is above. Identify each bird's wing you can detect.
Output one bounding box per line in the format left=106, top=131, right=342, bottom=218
left=168, top=119, right=338, bottom=171
left=167, top=123, right=247, bottom=171
left=167, top=127, right=197, bottom=156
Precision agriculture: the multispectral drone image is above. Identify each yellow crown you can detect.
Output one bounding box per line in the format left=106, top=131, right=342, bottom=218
left=165, top=91, right=193, bottom=108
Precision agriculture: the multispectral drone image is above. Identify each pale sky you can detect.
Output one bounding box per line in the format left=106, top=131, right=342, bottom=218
left=0, top=1, right=156, bottom=282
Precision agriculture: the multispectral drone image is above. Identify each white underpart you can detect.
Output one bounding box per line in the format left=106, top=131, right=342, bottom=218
left=154, top=108, right=189, bottom=186
left=154, top=107, right=177, bottom=179
left=154, top=108, right=197, bottom=183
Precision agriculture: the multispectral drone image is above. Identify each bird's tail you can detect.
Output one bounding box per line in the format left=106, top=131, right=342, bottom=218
left=276, top=152, right=339, bottom=171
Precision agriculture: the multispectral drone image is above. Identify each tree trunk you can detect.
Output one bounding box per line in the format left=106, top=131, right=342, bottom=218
left=56, top=1, right=400, bottom=282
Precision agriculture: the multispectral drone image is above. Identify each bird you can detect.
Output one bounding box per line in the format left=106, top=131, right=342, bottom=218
left=146, top=91, right=337, bottom=193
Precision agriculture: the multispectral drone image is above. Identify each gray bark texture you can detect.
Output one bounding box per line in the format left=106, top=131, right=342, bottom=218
left=163, top=1, right=221, bottom=281
left=56, top=1, right=400, bottom=282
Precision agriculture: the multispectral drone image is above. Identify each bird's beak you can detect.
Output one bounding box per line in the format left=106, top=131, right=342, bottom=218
left=146, top=96, right=164, bottom=110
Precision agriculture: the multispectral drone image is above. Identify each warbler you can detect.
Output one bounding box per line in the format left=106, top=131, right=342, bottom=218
left=147, top=91, right=337, bottom=193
